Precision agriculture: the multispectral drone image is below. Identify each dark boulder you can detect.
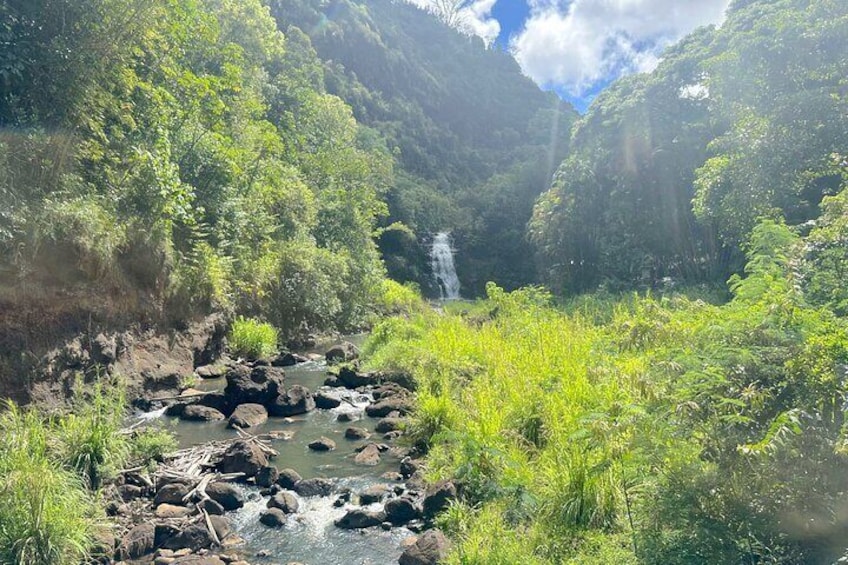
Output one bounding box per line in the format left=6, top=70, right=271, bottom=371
left=334, top=508, right=386, bottom=529
left=294, top=477, right=334, bottom=497
left=206, top=481, right=245, bottom=511
left=224, top=365, right=284, bottom=407
left=337, top=366, right=378, bottom=388
left=365, top=397, right=412, bottom=418
left=227, top=403, right=268, bottom=428
left=354, top=443, right=382, bottom=466
left=268, top=385, right=315, bottom=417
left=161, top=524, right=214, bottom=551
left=325, top=342, right=359, bottom=364
left=115, top=524, right=155, bottom=560
left=308, top=437, right=336, bottom=451
left=267, top=491, right=299, bottom=514
left=255, top=465, right=279, bottom=488
left=385, top=496, right=421, bottom=525
left=154, top=482, right=191, bottom=506
left=398, top=530, right=450, bottom=565
left=260, top=508, right=287, bottom=528
left=358, top=484, right=390, bottom=505
left=423, top=481, right=457, bottom=518
left=181, top=404, right=226, bottom=422
left=344, top=427, right=370, bottom=440
left=314, top=391, right=342, bottom=409
left=375, top=417, right=404, bottom=433
left=277, top=468, right=302, bottom=490
left=217, top=440, right=267, bottom=477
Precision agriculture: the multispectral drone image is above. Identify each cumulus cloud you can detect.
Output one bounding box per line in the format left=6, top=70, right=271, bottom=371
left=512, top=0, right=731, bottom=96
left=407, top=0, right=501, bottom=45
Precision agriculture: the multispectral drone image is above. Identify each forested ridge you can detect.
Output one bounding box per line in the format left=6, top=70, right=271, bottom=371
left=1, top=0, right=848, bottom=564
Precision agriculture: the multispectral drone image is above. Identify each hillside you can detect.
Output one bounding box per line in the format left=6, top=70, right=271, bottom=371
left=268, top=0, right=577, bottom=294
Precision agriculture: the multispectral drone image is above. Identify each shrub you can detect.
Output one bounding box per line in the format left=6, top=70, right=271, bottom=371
left=228, top=316, right=279, bottom=359
left=375, top=279, right=424, bottom=316
left=130, top=425, right=178, bottom=467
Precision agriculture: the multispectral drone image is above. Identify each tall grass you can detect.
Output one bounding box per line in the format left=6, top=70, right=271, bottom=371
left=228, top=316, right=279, bottom=359
left=0, top=404, right=97, bottom=565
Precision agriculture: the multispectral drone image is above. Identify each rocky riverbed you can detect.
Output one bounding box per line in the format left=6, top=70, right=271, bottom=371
left=103, top=340, right=451, bottom=565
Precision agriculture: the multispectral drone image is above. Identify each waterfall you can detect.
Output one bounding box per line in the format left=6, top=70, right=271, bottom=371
left=431, top=232, right=461, bottom=300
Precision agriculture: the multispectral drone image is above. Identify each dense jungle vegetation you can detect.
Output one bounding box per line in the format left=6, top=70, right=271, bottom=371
left=1, top=0, right=847, bottom=563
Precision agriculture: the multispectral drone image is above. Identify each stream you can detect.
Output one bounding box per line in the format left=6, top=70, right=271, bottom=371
left=148, top=335, right=413, bottom=565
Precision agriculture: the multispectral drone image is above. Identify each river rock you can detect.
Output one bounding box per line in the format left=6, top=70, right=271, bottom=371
left=155, top=482, right=191, bottom=506
left=267, top=491, right=299, bottom=514
left=172, top=556, right=226, bottom=565
left=325, top=342, right=359, bottom=364
left=195, top=363, right=229, bottom=379
left=375, top=417, right=404, bottom=433
left=294, top=477, right=334, bottom=497
left=365, top=397, right=412, bottom=418
left=197, top=392, right=230, bottom=414
left=271, top=352, right=307, bottom=367
left=358, top=484, right=390, bottom=504
left=162, top=524, right=214, bottom=551
left=334, top=508, right=386, bottom=529
left=344, top=426, right=370, bottom=440
left=269, top=385, right=315, bottom=417
left=400, top=457, right=421, bottom=479
left=398, top=530, right=450, bottom=565
left=155, top=503, right=192, bottom=519
left=224, top=365, right=284, bottom=407
left=228, top=403, right=268, bottom=428
left=423, top=481, right=457, bottom=518
left=277, top=468, right=302, bottom=490
left=209, top=515, right=232, bottom=540
left=260, top=508, right=287, bottom=528
left=385, top=496, right=421, bottom=525
left=354, top=443, right=382, bottom=466
left=217, top=440, right=268, bottom=477
left=308, top=436, right=336, bottom=451
left=118, top=484, right=144, bottom=502
left=337, top=411, right=357, bottom=422
left=116, top=523, right=156, bottom=560
left=256, top=465, right=279, bottom=488
left=206, top=482, right=245, bottom=511
left=181, top=404, right=226, bottom=421
left=197, top=498, right=225, bottom=515
left=337, top=366, right=378, bottom=388
left=314, top=391, right=342, bottom=409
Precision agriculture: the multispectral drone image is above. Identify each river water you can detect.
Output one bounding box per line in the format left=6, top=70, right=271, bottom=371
left=152, top=336, right=412, bottom=564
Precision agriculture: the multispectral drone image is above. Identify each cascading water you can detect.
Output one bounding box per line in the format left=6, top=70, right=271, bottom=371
left=431, top=232, right=461, bottom=300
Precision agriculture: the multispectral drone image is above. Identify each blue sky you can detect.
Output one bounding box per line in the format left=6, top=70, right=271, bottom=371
left=414, top=0, right=731, bottom=112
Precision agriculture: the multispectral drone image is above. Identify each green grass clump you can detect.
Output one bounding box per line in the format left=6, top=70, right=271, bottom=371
left=130, top=425, right=178, bottom=467
left=0, top=403, right=98, bottom=565
left=228, top=316, right=279, bottom=359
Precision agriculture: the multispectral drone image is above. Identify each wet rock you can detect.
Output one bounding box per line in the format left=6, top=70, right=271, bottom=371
left=206, top=482, right=245, bottom=511
left=197, top=392, right=230, bottom=414
left=365, top=397, right=412, bottom=418
left=267, top=491, right=299, bottom=514
left=358, top=484, right=390, bottom=505
left=314, top=391, right=342, bottom=409
left=385, top=497, right=421, bottom=525
left=197, top=498, right=225, bottom=516
left=400, top=457, right=421, bottom=479
left=217, top=440, right=268, bottom=477
left=423, top=481, right=457, bottom=518
left=344, top=426, right=370, bottom=440
left=116, top=523, right=156, bottom=560
left=269, top=385, right=316, bottom=417
left=276, top=468, right=302, bottom=490
left=354, top=443, right=382, bottom=466
left=260, top=508, right=287, bottom=528
left=398, top=530, right=450, bottom=565
left=271, top=352, right=308, bottom=367
left=255, top=465, right=279, bottom=488
left=294, top=477, right=333, bottom=497
left=155, top=483, right=191, bottom=506
left=308, top=436, right=336, bottom=451
left=375, top=417, right=404, bottom=433
left=172, top=556, right=225, bottom=565
left=337, top=366, right=378, bottom=388
left=224, top=365, right=284, bottom=407
left=162, top=524, right=214, bottom=552
left=334, top=508, right=386, bottom=529
left=325, top=342, right=359, bottom=364
left=228, top=403, right=268, bottom=429
left=324, top=375, right=343, bottom=387
left=155, top=503, right=192, bottom=519
left=336, top=412, right=357, bottom=422
left=181, top=405, right=226, bottom=422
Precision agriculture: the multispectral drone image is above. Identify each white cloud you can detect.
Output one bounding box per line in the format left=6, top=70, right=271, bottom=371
left=406, top=0, right=501, bottom=45
left=511, top=0, right=731, bottom=96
